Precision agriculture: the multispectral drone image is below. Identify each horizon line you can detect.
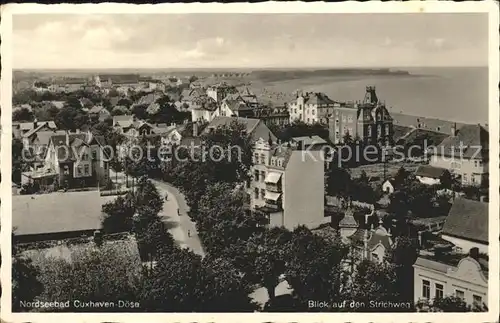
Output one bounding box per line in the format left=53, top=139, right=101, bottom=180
left=13, top=65, right=488, bottom=71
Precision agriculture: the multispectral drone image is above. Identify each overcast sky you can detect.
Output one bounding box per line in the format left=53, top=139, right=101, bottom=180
left=12, top=13, right=488, bottom=69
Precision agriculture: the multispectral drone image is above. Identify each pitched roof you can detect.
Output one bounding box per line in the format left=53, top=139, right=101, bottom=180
left=13, top=191, right=103, bottom=236
left=225, top=99, right=252, bottom=112
left=415, top=165, right=448, bottom=179
left=22, top=122, right=58, bottom=138
left=339, top=209, right=358, bottom=228
left=291, top=135, right=327, bottom=148
left=89, top=105, right=108, bottom=114
left=434, top=124, right=489, bottom=159
left=414, top=254, right=488, bottom=278
left=442, top=198, right=488, bottom=244
left=30, top=130, right=67, bottom=147
left=204, top=116, right=277, bottom=143
left=113, top=115, right=134, bottom=128
left=303, top=92, right=335, bottom=106
left=100, top=74, right=140, bottom=84
left=349, top=228, right=369, bottom=246
left=367, top=226, right=393, bottom=251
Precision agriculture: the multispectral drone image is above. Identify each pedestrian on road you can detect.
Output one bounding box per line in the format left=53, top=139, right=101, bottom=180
left=188, top=230, right=191, bottom=237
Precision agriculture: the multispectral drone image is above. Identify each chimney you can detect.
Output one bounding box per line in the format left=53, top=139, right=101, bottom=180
left=469, top=247, right=479, bottom=260
left=451, top=123, right=457, bottom=136
left=93, top=230, right=103, bottom=246
left=193, top=122, right=199, bottom=137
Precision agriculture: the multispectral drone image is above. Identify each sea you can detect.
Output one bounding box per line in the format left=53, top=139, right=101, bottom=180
left=260, top=67, right=489, bottom=125
left=16, top=66, right=489, bottom=125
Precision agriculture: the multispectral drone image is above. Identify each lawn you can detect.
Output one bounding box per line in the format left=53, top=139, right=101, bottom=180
left=349, top=161, right=422, bottom=183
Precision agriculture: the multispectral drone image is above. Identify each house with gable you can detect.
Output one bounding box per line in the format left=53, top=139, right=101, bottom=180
left=41, top=131, right=110, bottom=189
left=412, top=197, right=489, bottom=310
left=429, top=124, right=489, bottom=186
left=89, top=105, right=111, bottom=122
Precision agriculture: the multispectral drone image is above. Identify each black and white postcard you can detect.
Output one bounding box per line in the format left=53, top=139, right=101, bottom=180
left=1, top=2, right=499, bottom=323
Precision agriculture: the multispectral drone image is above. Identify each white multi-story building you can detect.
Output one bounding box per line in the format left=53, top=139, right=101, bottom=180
left=250, top=138, right=329, bottom=230
left=288, top=91, right=337, bottom=124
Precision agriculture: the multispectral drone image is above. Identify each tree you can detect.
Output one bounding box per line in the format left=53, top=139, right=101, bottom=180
left=348, top=260, right=401, bottom=312
left=101, top=195, right=135, bottom=233
left=439, top=170, right=453, bottom=189
left=141, top=248, right=257, bottom=312
left=55, top=105, right=88, bottom=131
left=325, top=165, right=352, bottom=198
left=394, top=166, right=409, bottom=186
left=195, top=183, right=267, bottom=253
left=236, top=227, right=292, bottom=302
left=285, top=226, right=349, bottom=309
left=131, top=105, right=149, bottom=120
left=416, top=295, right=471, bottom=312
left=13, top=107, right=34, bottom=122
left=188, top=75, right=198, bottom=83
left=134, top=176, right=163, bottom=216
left=358, top=170, right=369, bottom=184
left=387, top=236, right=418, bottom=303
left=12, top=254, right=43, bottom=311
left=34, top=244, right=143, bottom=312
left=343, top=131, right=353, bottom=145
left=34, top=104, right=60, bottom=121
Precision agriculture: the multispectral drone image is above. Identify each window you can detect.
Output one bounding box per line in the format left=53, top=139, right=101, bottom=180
left=435, top=283, right=444, bottom=299
left=254, top=188, right=259, bottom=198
left=260, top=154, right=265, bottom=164
left=254, top=170, right=259, bottom=181
left=254, top=153, right=259, bottom=163
left=63, top=165, right=70, bottom=175
left=77, top=166, right=82, bottom=175
left=385, top=125, right=390, bottom=135
left=312, top=109, right=315, bottom=115
left=474, top=160, right=478, bottom=167
left=455, top=290, right=465, bottom=300
left=92, top=150, right=97, bottom=160
left=422, top=280, right=430, bottom=299
left=371, top=253, right=379, bottom=262
left=473, top=295, right=482, bottom=307
left=84, top=164, right=90, bottom=175
left=463, top=174, right=468, bottom=183
left=307, top=118, right=310, bottom=123
left=347, top=115, right=353, bottom=123
left=260, top=189, right=265, bottom=199
left=260, top=171, right=266, bottom=182
left=367, top=125, right=372, bottom=137
left=342, top=115, right=347, bottom=122
left=377, top=125, right=382, bottom=137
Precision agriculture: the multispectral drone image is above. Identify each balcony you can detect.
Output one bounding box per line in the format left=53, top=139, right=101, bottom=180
left=264, top=172, right=282, bottom=191
left=266, top=183, right=282, bottom=193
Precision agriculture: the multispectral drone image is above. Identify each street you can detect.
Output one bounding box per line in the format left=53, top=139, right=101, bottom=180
left=109, top=169, right=205, bottom=257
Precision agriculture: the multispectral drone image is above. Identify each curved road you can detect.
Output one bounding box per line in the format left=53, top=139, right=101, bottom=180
left=151, top=179, right=205, bottom=258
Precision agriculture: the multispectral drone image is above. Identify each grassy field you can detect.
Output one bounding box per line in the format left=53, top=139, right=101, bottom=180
left=349, top=161, right=422, bottom=183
